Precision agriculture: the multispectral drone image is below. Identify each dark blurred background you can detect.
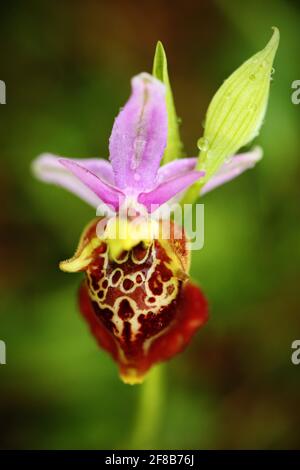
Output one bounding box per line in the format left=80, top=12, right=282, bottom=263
left=0, top=0, right=300, bottom=449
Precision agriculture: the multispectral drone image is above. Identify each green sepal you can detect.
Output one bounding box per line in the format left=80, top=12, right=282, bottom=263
left=181, top=27, right=280, bottom=205
left=153, top=41, right=184, bottom=164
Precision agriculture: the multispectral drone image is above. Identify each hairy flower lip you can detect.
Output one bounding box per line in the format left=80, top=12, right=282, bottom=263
left=60, top=217, right=207, bottom=383
left=79, top=279, right=208, bottom=384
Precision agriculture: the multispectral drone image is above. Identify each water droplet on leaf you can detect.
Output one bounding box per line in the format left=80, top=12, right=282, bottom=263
left=197, top=137, right=209, bottom=152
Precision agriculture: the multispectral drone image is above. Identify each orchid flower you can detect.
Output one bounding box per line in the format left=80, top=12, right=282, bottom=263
left=32, top=28, right=279, bottom=384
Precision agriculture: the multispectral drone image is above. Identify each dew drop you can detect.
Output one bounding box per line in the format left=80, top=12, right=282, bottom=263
left=270, top=67, right=275, bottom=81
left=197, top=137, right=209, bottom=152
left=249, top=73, right=256, bottom=81
left=177, top=117, right=182, bottom=124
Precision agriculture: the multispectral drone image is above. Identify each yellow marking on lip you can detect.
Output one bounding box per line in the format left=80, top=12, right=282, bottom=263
left=102, top=217, right=159, bottom=260
left=60, top=236, right=102, bottom=272
left=59, top=217, right=105, bottom=273
left=119, top=368, right=145, bottom=385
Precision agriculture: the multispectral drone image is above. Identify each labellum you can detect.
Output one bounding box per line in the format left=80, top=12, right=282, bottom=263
left=60, top=218, right=208, bottom=384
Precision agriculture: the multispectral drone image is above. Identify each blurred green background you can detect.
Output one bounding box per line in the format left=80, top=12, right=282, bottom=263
left=0, top=0, right=300, bottom=449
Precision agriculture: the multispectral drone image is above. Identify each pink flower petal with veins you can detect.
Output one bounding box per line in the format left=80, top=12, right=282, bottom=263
left=138, top=170, right=204, bottom=211
left=109, top=73, right=168, bottom=192
left=59, top=159, right=124, bottom=210
left=32, top=153, right=115, bottom=208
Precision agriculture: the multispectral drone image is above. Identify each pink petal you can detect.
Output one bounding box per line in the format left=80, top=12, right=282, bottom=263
left=33, top=153, right=115, bottom=183
left=109, top=73, right=167, bottom=192
left=32, top=153, right=116, bottom=208
left=201, top=147, right=263, bottom=195
left=157, top=158, right=197, bottom=184
left=58, top=159, right=124, bottom=210
left=138, top=170, right=205, bottom=212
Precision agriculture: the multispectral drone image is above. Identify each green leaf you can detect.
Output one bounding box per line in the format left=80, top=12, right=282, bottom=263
left=152, top=41, right=184, bottom=164
left=182, top=27, right=280, bottom=205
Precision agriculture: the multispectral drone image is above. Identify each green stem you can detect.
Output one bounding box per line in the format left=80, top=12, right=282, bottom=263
left=129, top=365, right=165, bottom=449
